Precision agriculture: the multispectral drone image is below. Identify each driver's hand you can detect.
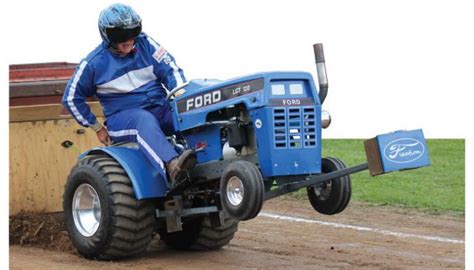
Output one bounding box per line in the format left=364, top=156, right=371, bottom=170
left=96, top=127, right=112, bottom=146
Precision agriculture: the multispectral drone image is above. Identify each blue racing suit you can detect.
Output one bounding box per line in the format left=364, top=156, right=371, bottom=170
left=62, top=32, right=186, bottom=180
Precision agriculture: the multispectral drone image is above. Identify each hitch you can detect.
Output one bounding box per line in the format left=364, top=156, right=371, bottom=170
left=264, top=163, right=369, bottom=201
left=265, top=129, right=430, bottom=201
left=157, top=195, right=224, bottom=233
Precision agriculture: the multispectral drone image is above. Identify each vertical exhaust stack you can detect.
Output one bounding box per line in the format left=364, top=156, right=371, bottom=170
left=313, top=43, right=328, bottom=104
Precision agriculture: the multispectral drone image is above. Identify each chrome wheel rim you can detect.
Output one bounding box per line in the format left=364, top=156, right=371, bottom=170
left=227, top=176, right=244, bottom=206
left=72, top=183, right=101, bottom=237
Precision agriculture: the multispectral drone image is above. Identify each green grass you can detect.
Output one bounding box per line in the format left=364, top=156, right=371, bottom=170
left=295, top=139, right=465, bottom=214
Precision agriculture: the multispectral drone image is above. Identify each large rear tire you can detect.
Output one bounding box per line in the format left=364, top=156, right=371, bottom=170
left=159, top=216, right=238, bottom=250
left=63, top=155, right=155, bottom=260
left=307, top=157, right=352, bottom=215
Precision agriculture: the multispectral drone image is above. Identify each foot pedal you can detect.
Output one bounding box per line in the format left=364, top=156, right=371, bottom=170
left=167, top=171, right=192, bottom=195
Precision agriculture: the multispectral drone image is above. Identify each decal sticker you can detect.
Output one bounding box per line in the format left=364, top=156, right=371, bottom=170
left=269, top=98, right=314, bottom=106
left=383, top=138, right=425, bottom=164
left=195, top=141, right=207, bottom=151
left=153, top=46, right=168, bottom=63
left=177, top=78, right=264, bottom=113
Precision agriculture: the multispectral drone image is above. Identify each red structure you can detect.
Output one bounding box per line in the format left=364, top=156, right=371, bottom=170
left=9, top=62, right=84, bottom=106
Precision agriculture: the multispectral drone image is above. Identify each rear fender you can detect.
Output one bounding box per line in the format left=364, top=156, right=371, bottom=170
left=79, top=143, right=168, bottom=199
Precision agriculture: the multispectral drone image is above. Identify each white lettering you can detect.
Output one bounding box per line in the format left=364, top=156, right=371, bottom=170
left=388, top=142, right=420, bottom=159
left=186, top=99, right=194, bottom=111
left=283, top=99, right=301, bottom=106
left=185, top=90, right=222, bottom=111
left=203, top=93, right=212, bottom=106
left=213, top=90, right=221, bottom=102
left=233, top=87, right=241, bottom=95
left=195, top=96, right=203, bottom=108
left=383, top=139, right=425, bottom=164
left=388, top=145, right=406, bottom=159
left=399, top=150, right=422, bottom=157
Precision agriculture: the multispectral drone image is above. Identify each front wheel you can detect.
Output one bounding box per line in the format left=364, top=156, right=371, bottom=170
left=63, top=155, right=155, bottom=260
left=220, top=161, right=264, bottom=221
left=307, top=157, right=352, bottom=215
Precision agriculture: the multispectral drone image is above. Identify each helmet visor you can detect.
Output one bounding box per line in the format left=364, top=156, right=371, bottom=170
left=106, top=24, right=142, bottom=44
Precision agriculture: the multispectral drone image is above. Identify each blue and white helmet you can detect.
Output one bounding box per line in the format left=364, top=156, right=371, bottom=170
left=98, top=3, right=142, bottom=46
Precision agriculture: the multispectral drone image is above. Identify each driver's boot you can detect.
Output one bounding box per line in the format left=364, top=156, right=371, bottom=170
left=166, top=149, right=197, bottom=187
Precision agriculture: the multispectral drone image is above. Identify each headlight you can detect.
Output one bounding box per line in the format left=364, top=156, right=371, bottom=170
left=321, top=110, right=331, bottom=129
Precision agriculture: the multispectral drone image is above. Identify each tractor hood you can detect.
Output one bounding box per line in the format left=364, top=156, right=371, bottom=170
left=171, top=71, right=320, bottom=131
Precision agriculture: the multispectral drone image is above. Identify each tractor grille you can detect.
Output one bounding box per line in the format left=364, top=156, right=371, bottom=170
left=303, top=107, right=317, bottom=147
left=273, top=107, right=316, bottom=149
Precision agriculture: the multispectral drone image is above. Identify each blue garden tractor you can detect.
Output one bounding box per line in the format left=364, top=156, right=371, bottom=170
left=63, top=44, right=430, bottom=260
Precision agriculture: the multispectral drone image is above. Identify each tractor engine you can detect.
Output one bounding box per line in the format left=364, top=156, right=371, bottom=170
left=173, top=72, right=324, bottom=179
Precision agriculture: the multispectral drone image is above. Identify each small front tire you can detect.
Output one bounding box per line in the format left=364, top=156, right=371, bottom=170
left=307, top=157, right=352, bottom=215
left=220, top=161, right=264, bottom=221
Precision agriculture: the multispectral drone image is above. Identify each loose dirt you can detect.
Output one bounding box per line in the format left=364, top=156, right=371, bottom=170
left=9, top=197, right=465, bottom=269
left=9, top=212, right=75, bottom=253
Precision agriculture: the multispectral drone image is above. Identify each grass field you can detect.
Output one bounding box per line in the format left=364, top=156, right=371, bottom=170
left=294, top=139, right=465, bottom=214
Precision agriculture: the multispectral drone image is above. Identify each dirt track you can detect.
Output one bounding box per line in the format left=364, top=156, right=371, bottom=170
left=9, top=197, right=464, bottom=269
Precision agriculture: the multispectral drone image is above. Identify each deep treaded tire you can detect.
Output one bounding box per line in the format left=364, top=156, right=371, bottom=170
left=159, top=216, right=238, bottom=250
left=63, top=155, right=155, bottom=260
left=307, top=157, right=352, bottom=215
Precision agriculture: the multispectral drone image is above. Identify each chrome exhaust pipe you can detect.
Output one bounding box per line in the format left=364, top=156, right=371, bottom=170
left=313, top=43, right=328, bottom=104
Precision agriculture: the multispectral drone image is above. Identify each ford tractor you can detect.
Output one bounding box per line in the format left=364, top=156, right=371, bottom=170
left=63, top=44, right=430, bottom=260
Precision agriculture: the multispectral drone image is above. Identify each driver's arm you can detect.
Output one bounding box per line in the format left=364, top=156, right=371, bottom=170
left=62, top=60, right=99, bottom=128
left=144, top=34, right=187, bottom=91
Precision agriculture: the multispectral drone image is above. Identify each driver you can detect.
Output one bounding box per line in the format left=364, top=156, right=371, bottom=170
left=62, top=3, right=196, bottom=186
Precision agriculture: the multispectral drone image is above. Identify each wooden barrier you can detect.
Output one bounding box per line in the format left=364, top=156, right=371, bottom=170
left=9, top=63, right=110, bottom=214
left=9, top=103, right=104, bottom=214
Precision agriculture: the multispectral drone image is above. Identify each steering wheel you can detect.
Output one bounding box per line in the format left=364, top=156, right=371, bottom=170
left=166, top=82, right=190, bottom=101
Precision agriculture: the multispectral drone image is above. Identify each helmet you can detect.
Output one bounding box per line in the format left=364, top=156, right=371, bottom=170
left=98, top=3, right=142, bottom=46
